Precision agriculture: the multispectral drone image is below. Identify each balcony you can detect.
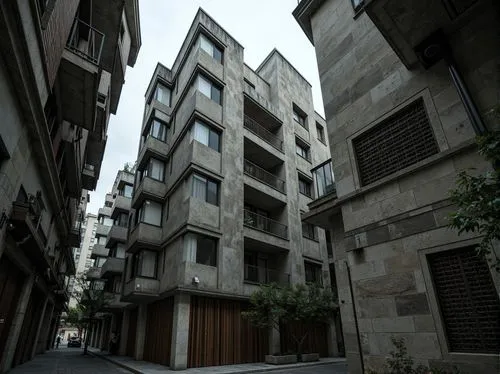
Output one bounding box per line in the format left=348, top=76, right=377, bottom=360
left=106, top=225, right=128, bottom=248
left=127, top=223, right=162, bottom=253
left=96, top=223, right=111, bottom=237
left=101, top=257, right=125, bottom=278
left=103, top=292, right=129, bottom=309
left=243, top=82, right=283, bottom=122
left=86, top=267, right=102, bottom=280
left=243, top=210, right=288, bottom=240
left=82, top=163, right=97, bottom=190
left=137, top=136, right=169, bottom=170
left=131, top=177, right=167, bottom=209
left=244, top=159, right=285, bottom=193
left=244, top=115, right=283, bottom=152
left=122, top=277, right=160, bottom=303
left=244, top=264, right=290, bottom=286
left=90, top=244, right=108, bottom=259
left=111, top=195, right=131, bottom=219
left=59, top=18, right=104, bottom=131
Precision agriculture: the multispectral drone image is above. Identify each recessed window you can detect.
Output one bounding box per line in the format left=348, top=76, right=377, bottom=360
left=191, top=120, right=220, bottom=152
left=351, top=0, right=365, bottom=12
left=302, top=222, right=317, bottom=240
left=154, top=83, right=171, bottom=107
left=191, top=174, right=219, bottom=206
left=184, top=233, right=217, bottom=267
left=119, top=184, right=133, bottom=198
left=295, top=139, right=310, bottom=161
left=114, top=212, right=128, bottom=228
left=304, top=262, right=322, bottom=285
left=138, top=158, right=165, bottom=182
left=198, top=34, right=223, bottom=64
left=132, top=250, right=157, bottom=278
left=293, top=107, right=307, bottom=129
left=149, top=119, right=167, bottom=142
left=136, top=200, right=162, bottom=226
left=313, top=160, right=335, bottom=198
left=316, top=123, right=325, bottom=143
left=298, top=175, right=312, bottom=197
left=194, top=75, right=222, bottom=105
left=110, top=243, right=126, bottom=259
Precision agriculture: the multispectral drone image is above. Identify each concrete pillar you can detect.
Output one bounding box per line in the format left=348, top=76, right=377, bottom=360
left=99, top=318, right=108, bottom=350
left=134, top=305, right=147, bottom=360
left=170, top=294, right=191, bottom=370
left=269, top=327, right=280, bottom=355
left=38, top=302, right=54, bottom=352
left=30, top=296, right=48, bottom=359
left=327, top=320, right=339, bottom=357
left=0, top=273, right=34, bottom=373
left=119, top=310, right=130, bottom=356
left=97, top=320, right=104, bottom=349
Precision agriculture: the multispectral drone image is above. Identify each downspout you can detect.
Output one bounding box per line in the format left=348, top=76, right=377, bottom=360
left=345, top=260, right=364, bottom=373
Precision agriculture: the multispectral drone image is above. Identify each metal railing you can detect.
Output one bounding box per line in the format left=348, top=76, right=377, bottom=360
left=66, top=18, right=105, bottom=65
left=244, top=159, right=286, bottom=193
left=244, top=115, right=283, bottom=152
left=243, top=209, right=288, bottom=239
left=244, top=264, right=290, bottom=286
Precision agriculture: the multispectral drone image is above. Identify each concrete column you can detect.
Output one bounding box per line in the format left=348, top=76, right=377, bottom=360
left=99, top=319, right=108, bottom=350
left=269, top=327, right=280, bottom=355
left=170, top=294, right=191, bottom=370
left=30, top=296, right=48, bottom=359
left=327, top=320, right=339, bottom=357
left=97, top=320, right=104, bottom=349
left=134, top=305, right=147, bottom=360
left=119, top=310, right=130, bottom=356
left=0, top=273, right=34, bottom=373
left=38, top=302, right=54, bottom=352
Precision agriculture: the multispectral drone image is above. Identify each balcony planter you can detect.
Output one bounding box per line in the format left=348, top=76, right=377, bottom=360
left=265, top=354, right=297, bottom=365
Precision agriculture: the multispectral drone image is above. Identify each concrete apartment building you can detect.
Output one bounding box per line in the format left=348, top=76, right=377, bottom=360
left=0, top=0, right=140, bottom=371
left=111, top=9, right=335, bottom=370
left=86, top=169, right=134, bottom=351
left=294, top=0, right=500, bottom=373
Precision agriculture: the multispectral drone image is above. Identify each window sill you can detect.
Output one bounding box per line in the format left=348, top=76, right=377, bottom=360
left=318, top=139, right=327, bottom=146
left=353, top=6, right=365, bottom=20
left=297, top=154, right=312, bottom=164
left=302, top=235, right=319, bottom=243
left=299, top=191, right=313, bottom=199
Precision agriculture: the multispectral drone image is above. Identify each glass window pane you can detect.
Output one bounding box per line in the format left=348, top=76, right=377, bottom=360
left=139, top=250, right=156, bottom=277
left=196, top=236, right=216, bottom=266
left=192, top=174, right=207, bottom=200
left=124, top=184, right=133, bottom=198
left=149, top=158, right=164, bottom=181
left=206, top=179, right=218, bottom=206
left=211, top=85, right=221, bottom=105
left=213, top=47, right=222, bottom=63
left=199, top=34, right=213, bottom=56
left=208, top=129, right=220, bottom=151
left=197, top=75, right=212, bottom=98
left=142, top=200, right=161, bottom=226
left=193, top=121, right=209, bottom=146
left=155, top=84, right=171, bottom=107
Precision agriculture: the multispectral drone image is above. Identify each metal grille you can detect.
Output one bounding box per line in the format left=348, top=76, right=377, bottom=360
left=353, top=98, right=438, bottom=186
left=428, top=247, right=500, bottom=353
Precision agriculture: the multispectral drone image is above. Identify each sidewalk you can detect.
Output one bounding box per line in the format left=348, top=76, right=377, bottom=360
left=88, top=348, right=346, bottom=374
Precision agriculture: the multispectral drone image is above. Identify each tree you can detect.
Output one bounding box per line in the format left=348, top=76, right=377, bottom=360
left=242, top=283, right=337, bottom=357
left=72, top=273, right=113, bottom=354
left=66, top=307, right=86, bottom=338
left=449, top=124, right=500, bottom=272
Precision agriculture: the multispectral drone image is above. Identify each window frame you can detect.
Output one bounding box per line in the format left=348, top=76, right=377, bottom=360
left=184, top=232, right=218, bottom=267
left=298, top=174, right=313, bottom=198
left=316, top=123, right=326, bottom=143
left=198, top=33, right=223, bottom=64
left=154, top=82, right=171, bottom=107
left=312, top=160, right=335, bottom=198
left=293, top=107, right=307, bottom=129
left=304, top=261, right=323, bottom=285
left=302, top=222, right=317, bottom=241
left=295, top=139, right=310, bottom=162
left=136, top=199, right=162, bottom=227
left=191, top=119, right=221, bottom=152
left=149, top=119, right=167, bottom=142
left=132, top=250, right=157, bottom=279
left=194, top=74, right=222, bottom=105
left=191, top=173, right=219, bottom=206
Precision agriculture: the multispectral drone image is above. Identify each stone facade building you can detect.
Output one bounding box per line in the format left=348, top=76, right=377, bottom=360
left=294, top=0, right=500, bottom=373
left=0, top=0, right=140, bottom=371
left=115, top=9, right=336, bottom=370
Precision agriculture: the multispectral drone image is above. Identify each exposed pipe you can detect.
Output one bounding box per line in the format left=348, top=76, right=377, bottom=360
left=345, top=260, right=364, bottom=373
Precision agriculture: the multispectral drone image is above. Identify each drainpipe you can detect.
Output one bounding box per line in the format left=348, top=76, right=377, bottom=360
left=345, top=260, right=364, bottom=373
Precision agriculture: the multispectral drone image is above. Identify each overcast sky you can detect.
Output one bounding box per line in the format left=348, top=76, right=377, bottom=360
left=87, top=0, right=324, bottom=214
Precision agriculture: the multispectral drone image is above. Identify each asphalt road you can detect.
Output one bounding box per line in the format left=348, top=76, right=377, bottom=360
left=254, top=362, right=349, bottom=373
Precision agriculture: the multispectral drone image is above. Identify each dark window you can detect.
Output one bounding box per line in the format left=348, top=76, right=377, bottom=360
left=0, top=136, right=9, bottom=170
left=149, top=119, right=167, bottom=142
left=313, top=160, right=335, bottom=198
left=118, top=184, right=133, bottom=198
left=351, top=0, right=365, bottom=11
left=298, top=175, right=312, bottom=197
left=325, top=230, right=333, bottom=258
left=132, top=250, right=157, bottom=278
left=304, top=262, right=322, bottom=285
left=196, top=235, right=217, bottom=266
left=191, top=174, right=219, bottom=206
left=428, top=247, right=500, bottom=353
left=353, top=98, right=438, bottom=186
left=302, top=222, right=317, bottom=240
left=316, top=123, right=325, bottom=143
left=293, top=107, right=307, bottom=129
left=295, top=139, right=310, bottom=161
left=114, top=213, right=128, bottom=227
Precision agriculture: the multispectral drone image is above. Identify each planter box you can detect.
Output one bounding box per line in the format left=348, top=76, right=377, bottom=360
left=265, top=354, right=298, bottom=365
left=300, top=353, right=319, bottom=362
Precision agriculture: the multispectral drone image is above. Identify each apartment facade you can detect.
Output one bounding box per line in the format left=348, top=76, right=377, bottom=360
left=0, top=0, right=140, bottom=371
left=294, top=0, right=500, bottom=373
left=86, top=170, right=134, bottom=351
left=115, top=9, right=336, bottom=370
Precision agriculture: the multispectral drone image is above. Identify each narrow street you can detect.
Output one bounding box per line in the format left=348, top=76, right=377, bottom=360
left=254, top=362, right=348, bottom=374
left=8, top=347, right=130, bottom=374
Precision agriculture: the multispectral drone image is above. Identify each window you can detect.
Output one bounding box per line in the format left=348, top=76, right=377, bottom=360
left=133, top=250, right=157, bottom=278
left=191, top=120, right=220, bottom=151
left=119, top=184, right=133, bottom=198
left=316, top=123, right=325, bottom=143
left=428, top=247, right=500, bottom=353
left=110, top=243, right=126, bottom=259
left=138, top=158, right=165, bottom=182
left=136, top=200, right=162, bottom=226
left=184, top=233, right=217, bottom=267
left=191, top=174, right=219, bottom=206
left=114, top=212, right=128, bottom=227
left=95, top=256, right=107, bottom=268
left=313, top=160, right=335, bottom=198
left=96, top=236, right=106, bottom=245
left=351, top=0, right=365, bottom=12
left=293, top=108, right=307, bottom=129
left=154, top=83, right=171, bottom=107
left=194, top=75, right=222, bottom=105
left=304, top=262, right=322, bottom=285
left=326, top=230, right=333, bottom=258
left=353, top=98, right=438, bottom=186
left=199, top=34, right=223, bottom=63
left=105, top=201, right=113, bottom=208
left=295, top=140, right=310, bottom=161
left=302, top=222, right=317, bottom=240
left=298, top=175, right=312, bottom=197
left=149, top=119, right=167, bottom=142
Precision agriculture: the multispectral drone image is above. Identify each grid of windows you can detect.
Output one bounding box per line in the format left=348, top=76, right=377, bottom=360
left=353, top=98, right=438, bottom=186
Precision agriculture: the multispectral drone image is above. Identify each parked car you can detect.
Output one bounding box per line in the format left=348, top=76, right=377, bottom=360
left=67, top=336, right=82, bottom=348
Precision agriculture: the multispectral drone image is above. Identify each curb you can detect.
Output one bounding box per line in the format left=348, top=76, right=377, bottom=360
left=90, top=350, right=346, bottom=374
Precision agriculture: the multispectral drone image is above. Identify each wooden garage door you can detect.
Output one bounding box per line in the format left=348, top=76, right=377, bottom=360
left=280, top=321, right=329, bottom=357
left=143, top=298, right=174, bottom=366
left=0, top=256, right=25, bottom=360
left=188, top=296, right=268, bottom=368
left=126, top=308, right=138, bottom=357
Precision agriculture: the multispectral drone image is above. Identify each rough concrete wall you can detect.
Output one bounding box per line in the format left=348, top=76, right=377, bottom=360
left=243, top=64, right=271, bottom=100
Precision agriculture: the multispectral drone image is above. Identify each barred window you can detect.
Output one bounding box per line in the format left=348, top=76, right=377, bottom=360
left=428, top=247, right=500, bottom=353
left=353, top=98, right=438, bottom=186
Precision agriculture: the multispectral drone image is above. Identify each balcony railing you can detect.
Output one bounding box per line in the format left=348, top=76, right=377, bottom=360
left=244, top=159, right=285, bottom=193
left=244, top=115, right=283, bottom=152
left=66, top=18, right=105, bottom=65
left=244, top=264, right=290, bottom=286
left=244, top=209, right=288, bottom=239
